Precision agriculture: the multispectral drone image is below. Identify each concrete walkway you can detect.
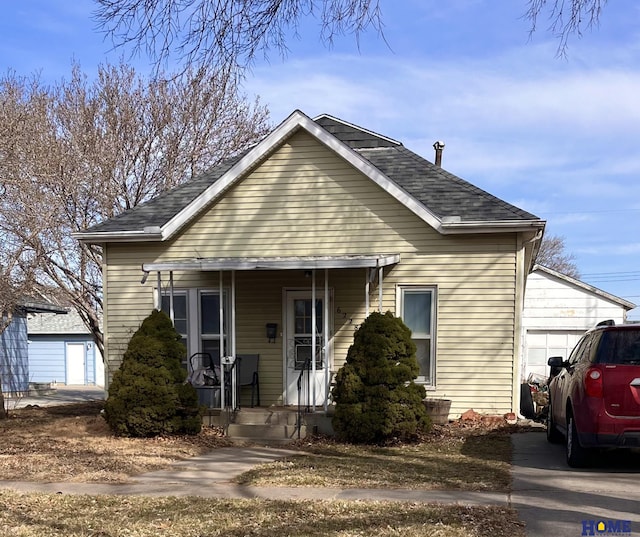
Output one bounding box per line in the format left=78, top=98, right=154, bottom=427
left=2, top=444, right=507, bottom=505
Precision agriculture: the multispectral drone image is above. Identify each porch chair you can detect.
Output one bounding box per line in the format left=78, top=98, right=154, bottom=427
left=188, top=352, right=221, bottom=408
left=237, top=354, right=260, bottom=407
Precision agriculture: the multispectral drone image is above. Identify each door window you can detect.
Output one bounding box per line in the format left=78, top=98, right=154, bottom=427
left=293, top=298, right=323, bottom=370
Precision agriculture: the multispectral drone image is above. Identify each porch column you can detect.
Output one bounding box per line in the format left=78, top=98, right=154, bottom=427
left=365, top=268, right=370, bottom=316
left=231, top=270, right=237, bottom=410
left=324, top=268, right=329, bottom=412
left=311, top=269, right=317, bottom=412
left=156, top=272, right=162, bottom=310
left=169, top=271, right=175, bottom=323
left=378, top=266, right=384, bottom=313
left=219, top=270, right=225, bottom=410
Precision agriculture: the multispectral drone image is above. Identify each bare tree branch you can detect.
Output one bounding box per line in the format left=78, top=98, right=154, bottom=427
left=0, top=61, right=270, bottom=357
left=535, top=234, right=580, bottom=278
left=525, top=0, right=607, bottom=56
left=94, top=0, right=383, bottom=72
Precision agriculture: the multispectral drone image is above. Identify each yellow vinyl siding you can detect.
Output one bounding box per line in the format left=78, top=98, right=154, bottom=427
left=103, top=130, right=521, bottom=415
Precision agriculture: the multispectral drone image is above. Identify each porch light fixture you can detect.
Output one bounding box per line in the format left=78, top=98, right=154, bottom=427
left=266, top=323, right=278, bottom=343
left=140, top=268, right=150, bottom=284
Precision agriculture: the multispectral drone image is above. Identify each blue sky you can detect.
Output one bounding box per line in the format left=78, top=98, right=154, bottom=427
left=2, top=1, right=639, bottom=319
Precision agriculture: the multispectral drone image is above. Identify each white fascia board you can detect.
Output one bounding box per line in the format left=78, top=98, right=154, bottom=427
left=160, top=110, right=313, bottom=240
left=440, top=220, right=546, bottom=234
left=73, top=230, right=162, bottom=243
left=301, top=118, right=446, bottom=232
left=533, top=264, right=637, bottom=310
left=143, top=254, right=401, bottom=272
left=161, top=109, right=445, bottom=239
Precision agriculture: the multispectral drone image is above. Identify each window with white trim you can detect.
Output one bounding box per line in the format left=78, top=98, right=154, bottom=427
left=199, top=291, right=228, bottom=363
left=161, top=292, right=188, bottom=342
left=160, top=288, right=228, bottom=371
left=399, top=286, right=436, bottom=385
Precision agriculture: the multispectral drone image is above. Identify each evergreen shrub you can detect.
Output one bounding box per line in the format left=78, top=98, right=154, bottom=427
left=331, top=311, right=431, bottom=443
left=104, top=309, right=201, bottom=437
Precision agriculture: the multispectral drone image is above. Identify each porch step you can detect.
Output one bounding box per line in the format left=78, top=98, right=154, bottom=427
left=201, top=407, right=321, bottom=444
left=227, top=423, right=307, bottom=445
left=232, top=408, right=299, bottom=426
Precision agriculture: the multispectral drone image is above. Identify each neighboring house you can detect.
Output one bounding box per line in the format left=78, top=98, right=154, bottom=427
left=1, top=300, right=67, bottom=395
left=75, top=110, right=545, bottom=417
left=27, top=309, right=105, bottom=387
left=522, top=264, right=636, bottom=381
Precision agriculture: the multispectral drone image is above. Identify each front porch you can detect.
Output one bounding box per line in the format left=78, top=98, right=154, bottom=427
left=145, top=254, right=400, bottom=415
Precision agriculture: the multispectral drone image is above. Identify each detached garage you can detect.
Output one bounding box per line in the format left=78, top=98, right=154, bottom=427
left=27, top=310, right=104, bottom=387
left=522, top=264, right=636, bottom=380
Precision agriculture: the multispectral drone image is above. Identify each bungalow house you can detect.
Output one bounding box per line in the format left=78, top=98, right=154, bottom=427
left=522, top=264, right=636, bottom=381
left=75, top=110, right=545, bottom=418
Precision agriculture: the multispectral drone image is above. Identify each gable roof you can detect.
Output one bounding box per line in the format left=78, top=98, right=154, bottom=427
left=27, top=309, right=98, bottom=335
left=75, top=110, right=544, bottom=243
left=532, top=264, right=636, bottom=311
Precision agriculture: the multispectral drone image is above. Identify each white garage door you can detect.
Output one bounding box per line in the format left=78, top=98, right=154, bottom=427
left=525, top=330, right=584, bottom=380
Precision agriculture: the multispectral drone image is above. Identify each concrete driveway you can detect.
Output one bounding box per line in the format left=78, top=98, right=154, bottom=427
left=6, top=385, right=106, bottom=410
left=512, top=431, right=640, bottom=537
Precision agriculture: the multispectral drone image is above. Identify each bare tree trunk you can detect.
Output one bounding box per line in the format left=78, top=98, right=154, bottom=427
left=0, top=381, right=7, bottom=419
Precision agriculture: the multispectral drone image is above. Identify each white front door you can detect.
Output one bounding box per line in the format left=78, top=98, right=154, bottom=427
left=66, top=342, right=86, bottom=385
left=284, top=290, right=330, bottom=407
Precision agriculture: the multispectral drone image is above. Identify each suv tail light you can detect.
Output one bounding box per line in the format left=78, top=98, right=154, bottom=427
left=585, top=367, right=603, bottom=398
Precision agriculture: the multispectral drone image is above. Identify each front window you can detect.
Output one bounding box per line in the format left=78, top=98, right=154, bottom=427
left=200, top=291, right=228, bottom=364
left=161, top=293, right=188, bottom=337
left=160, top=288, right=228, bottom=371
left=399, top=287, right=436, bottom=385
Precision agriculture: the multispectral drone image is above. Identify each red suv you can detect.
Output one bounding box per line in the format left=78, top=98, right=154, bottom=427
left=547, top=321, right=640, bottom=467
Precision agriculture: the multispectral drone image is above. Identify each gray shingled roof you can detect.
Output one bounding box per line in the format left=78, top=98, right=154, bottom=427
left=314, top=115, right=537, bottom=221
left=83, top=114, right=539, bottom=235
left=357, top=146, right=537, bottom=221
left=86, top=151, right=250, bottom=234
left=27, top=310, right=91, bottom=335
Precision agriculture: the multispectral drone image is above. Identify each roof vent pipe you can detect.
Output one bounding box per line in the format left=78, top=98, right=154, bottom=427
left=433, top=141, right=445, bottom=167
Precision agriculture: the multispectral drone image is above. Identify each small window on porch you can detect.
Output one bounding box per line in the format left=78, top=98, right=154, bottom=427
left=399, top=287, right=436, bottom=385
left=161, top=292, right=188, bottom=368
left=200, top=291, right=228, bottom=365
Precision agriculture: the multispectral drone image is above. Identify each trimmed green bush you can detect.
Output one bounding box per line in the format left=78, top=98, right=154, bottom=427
left=331, top=311, right=431, bottom=443
left=104, top=309, right=201, bottom=437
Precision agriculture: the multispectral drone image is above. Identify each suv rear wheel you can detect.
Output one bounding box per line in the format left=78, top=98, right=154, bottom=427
left=566, top=412, right=589, bottom=468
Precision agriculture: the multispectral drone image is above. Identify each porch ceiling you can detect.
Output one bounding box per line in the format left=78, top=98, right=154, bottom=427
left=143, top=254, right=400, bottom=272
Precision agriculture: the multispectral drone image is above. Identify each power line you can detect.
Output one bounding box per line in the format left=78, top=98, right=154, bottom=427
left=543, top=208, right=640, bottom=216
left=581, top=270, right=640, bottom=277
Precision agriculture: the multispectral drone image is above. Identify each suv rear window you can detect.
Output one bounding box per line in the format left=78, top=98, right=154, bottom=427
left=596, top=329, right=640, bottom=365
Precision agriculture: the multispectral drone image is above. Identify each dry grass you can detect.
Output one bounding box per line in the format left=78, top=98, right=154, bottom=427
left=238, top=426, right=513, bottom=491
left=0, top=402, right=232, bottom=483
left=0, top=402, right=514, bottom=492
left=0, top=491, right=525, bottom=537
left=0, top=403, right=527, bottom=536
